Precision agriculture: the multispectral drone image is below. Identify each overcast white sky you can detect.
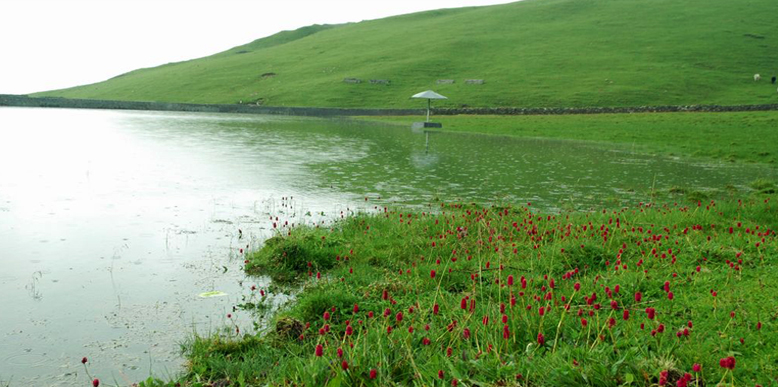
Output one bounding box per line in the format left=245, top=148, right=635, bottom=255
left=0, top=0, right=515, bottom=94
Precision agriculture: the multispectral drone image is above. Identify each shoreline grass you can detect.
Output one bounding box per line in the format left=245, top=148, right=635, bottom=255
left=143, top=191, right=777, bottom=386
left=361, top=111, right=778, bottom=165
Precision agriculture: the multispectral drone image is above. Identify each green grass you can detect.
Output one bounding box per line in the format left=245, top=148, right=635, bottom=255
left=364, top=111, right=778, bottom=164
left=142, top=191, right=778, bottom=386
left=35, top=0, right=778, bottom=108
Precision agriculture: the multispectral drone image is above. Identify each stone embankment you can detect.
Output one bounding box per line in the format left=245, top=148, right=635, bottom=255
left=0, top=94, right=419, bottom=117
left=2, top=94, right=777, bottom=117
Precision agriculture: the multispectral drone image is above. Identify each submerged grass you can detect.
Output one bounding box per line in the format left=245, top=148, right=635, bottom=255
left=364, top=111, right=778, bottom=165
left=146, top=191, right=777, bottom=386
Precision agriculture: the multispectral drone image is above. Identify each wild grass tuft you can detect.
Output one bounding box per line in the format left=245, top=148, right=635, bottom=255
left=149, top=194, right=778, bottom=386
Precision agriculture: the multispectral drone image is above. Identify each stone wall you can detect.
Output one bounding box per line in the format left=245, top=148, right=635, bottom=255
left=0, top=95, right=419, bottom=117
left=2, top=94, right=777, bottom=117
left=433, top=104, right=778, bottom=115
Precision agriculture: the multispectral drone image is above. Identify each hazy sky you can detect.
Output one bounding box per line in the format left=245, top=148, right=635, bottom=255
left=0, top=0, right=516, bottom=94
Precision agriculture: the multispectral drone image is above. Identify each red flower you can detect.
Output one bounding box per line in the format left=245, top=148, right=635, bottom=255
left=341, top=360, right=349, bottom=371
left=635, top=292, right=642, bottom=302
left=433, top=304, right=440, bottom=315
left=719, top=356, right=736, bottom=370
left=346, top=325, right=353, bottom=336
left=315, top=344, right=323, bottom=357
left=438, top=370, right=445, bottom=379
left=369, top=368, right=377, bottom=379
left=430, top=270, right=436, bottom=278
left=323, top=311, right=330, bottom=321
left=693, top=363, right=701, bottom=372
left=337, top=348, right=343, bottom=358
left=396, top=312, right=403, bottom=323
left=537, top=332, right=545, bottom=345
left=93, top=379, right=100, bottom=387
left=81, top=357, right=88, bottom=364
left=503, top=324, right=510, bottom=339
left=353, top=304, right=359, bottom=313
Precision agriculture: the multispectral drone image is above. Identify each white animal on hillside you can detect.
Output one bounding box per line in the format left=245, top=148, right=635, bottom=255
left=754, top=74, right=761, bottom=81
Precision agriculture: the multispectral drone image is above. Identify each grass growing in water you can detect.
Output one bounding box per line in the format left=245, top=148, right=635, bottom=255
left=365, top=111, right=778, bottom=165
left=148, top=193, right=777, bottom=386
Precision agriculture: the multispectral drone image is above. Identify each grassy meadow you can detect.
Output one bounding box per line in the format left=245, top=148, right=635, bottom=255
left=35, top=0, right=778, bottom=108
left=134, top=190, right=778, bottom=387
left=363, top=111, right=778, bottom=165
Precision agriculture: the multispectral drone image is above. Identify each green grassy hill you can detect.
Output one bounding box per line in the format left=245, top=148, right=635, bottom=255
left=35, top=0, right=778, bottom=108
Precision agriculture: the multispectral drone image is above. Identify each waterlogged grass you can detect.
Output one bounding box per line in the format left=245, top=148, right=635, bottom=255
left=149, top=194, right=777, bottom=387
left=36, top=0, right=778, bottom=108
left=365, top=111, right=778, bottom=164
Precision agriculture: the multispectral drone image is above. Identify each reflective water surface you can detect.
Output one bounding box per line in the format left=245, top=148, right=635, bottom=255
left=0, top=107, right=774, bottom=385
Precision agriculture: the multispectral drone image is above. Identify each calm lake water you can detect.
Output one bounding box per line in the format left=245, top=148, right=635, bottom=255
left=0, top=107, right=775, bottom=385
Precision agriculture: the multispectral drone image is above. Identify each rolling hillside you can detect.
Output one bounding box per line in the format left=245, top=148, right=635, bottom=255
left=35, top=0, right=778, bottom=108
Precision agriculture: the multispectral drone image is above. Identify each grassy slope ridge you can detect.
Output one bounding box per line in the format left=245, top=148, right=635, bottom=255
left=36, top=0, right=778, bottom=108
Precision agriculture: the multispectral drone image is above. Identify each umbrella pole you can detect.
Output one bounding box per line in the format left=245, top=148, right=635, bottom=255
left=427, top=99, right=431, bottom=122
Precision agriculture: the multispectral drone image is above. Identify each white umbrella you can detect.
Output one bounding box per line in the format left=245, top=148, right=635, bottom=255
left=411, top=90, right=447, bottom=122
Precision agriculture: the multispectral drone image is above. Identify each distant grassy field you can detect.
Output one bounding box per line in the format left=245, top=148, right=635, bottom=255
left=35, top=0, right=778, bottom=108
left=364, top=111, right=778, bottom=164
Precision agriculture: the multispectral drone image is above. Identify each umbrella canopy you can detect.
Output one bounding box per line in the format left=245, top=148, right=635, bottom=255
left=411, top=90, right=448, bottom=122
left=411, top=90, right=448, bottom=100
